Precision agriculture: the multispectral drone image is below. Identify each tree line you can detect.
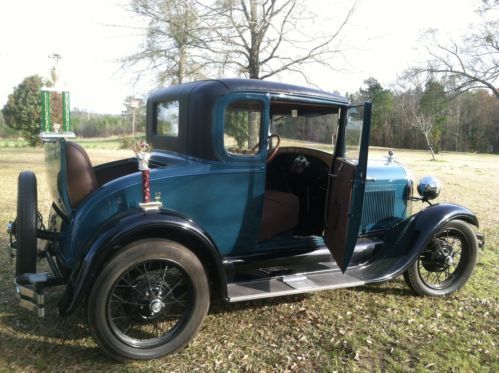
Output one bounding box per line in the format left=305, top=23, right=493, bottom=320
left=1, top=72, right=497, bottom=154
left=350, top=77, right=499, bottom=156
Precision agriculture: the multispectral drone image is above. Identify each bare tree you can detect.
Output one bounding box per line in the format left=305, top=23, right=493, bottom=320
left=411, top=112, right=437, bottom=160
left=121, top=0, right=214, bottom=85
left=201, top=0, right=358, bottom=80
left=414, top=2, right=499, bottom=98
left=122, top=0, right=358, bottom=85
left=395, top=72, right=447, bottom=159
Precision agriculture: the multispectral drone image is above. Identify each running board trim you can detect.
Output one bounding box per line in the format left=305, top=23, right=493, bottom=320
left=227, top=271, right=364, bottom=302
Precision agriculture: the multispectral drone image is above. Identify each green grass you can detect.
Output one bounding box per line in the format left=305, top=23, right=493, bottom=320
left=0, top=145, right=497, bottom=371
left=0, top=138, right=30, bottom=148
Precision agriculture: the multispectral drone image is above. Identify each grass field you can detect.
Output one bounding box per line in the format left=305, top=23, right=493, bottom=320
left=0, top=142, right=497, bottom=371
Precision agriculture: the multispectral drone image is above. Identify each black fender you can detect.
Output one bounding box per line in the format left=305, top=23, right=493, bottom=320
left=58, top=208, right=226, bottom=316
left=353, top=203, right=479, bottom=283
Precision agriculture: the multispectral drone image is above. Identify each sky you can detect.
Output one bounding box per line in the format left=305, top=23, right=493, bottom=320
left=0, top=0, right=484, bottom=114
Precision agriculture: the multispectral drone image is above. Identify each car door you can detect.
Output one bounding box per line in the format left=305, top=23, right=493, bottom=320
left=324, top=102, right=372, bottom=272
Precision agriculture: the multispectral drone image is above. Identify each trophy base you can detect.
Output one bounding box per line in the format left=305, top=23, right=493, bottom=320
left=40, top=132, right=76, bottom=141
left=139, top=201, right=163, bottom=212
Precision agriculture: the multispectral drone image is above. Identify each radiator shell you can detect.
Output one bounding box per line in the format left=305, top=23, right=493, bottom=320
left=361, top=160, right=412, bottom=234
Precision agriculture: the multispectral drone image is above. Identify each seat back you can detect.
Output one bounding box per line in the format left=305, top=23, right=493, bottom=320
left=258, top=190, right=299, bottom=241
left=65, top=142, right=98, bottom=208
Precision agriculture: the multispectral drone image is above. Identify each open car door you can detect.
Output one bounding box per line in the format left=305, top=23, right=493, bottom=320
left=324, top=102, right=372, bottom=272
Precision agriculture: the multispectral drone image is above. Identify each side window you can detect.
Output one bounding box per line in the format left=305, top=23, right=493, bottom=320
left=156, top=100, right=179, bottom=137
left=224, top=100, right=263, bottom=155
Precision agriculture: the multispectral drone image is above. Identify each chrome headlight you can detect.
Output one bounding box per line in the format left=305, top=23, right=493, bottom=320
left=417, top=176, right=441, bottom=200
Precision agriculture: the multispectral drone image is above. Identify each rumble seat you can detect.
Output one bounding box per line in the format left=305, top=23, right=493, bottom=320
left=66, top=142, right=98, bottom=208
left=258, top=190, right=299, bottom=241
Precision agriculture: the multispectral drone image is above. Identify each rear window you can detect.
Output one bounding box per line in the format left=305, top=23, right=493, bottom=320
left=156, top=100, right=179, bottom=137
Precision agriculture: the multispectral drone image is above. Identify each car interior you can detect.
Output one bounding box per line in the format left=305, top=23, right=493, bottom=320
left=258, top=101, right=339, bottom=242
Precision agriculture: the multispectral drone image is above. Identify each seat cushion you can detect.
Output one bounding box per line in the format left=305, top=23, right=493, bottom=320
left=66, top=142, right=98, bottom=207
left=258, top=190, right=299, bottom=242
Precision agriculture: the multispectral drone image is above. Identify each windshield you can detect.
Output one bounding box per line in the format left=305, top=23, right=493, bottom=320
left=345, top=105, right=365, bottom=161
left=270, top=101, right=339, bottom=152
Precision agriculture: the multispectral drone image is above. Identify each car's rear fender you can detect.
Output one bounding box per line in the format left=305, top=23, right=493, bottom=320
left=354, top=203, right=479, bottom=282
left=58, top=208, right=226, bottom=316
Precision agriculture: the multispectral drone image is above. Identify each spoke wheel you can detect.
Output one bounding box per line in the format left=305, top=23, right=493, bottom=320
left=109, top=259, right=192, bottom=348
left=404, top=220, right=478, bottom=296
left=88, top=239, right=209, bottom=361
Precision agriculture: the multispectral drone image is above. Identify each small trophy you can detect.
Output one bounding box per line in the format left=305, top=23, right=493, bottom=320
left=132, top=141, right=162, bottom=211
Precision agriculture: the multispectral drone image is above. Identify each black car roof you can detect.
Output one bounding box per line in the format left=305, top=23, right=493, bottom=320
left=214, top=78, right=348, bottom=103
left=149, top=78, right=349, bottom=104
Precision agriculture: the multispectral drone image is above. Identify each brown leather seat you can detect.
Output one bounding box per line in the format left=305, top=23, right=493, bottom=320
left=258, top=190, right=299, bottom=242
left=66, top=142, right=98, bottom=208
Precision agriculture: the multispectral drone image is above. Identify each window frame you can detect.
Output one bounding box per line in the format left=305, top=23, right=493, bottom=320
left=148, top=94, right=188, bottom=155
left=214, top=92, right=270, bottom=165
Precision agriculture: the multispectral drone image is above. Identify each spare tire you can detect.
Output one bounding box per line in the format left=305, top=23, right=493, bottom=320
left=16, top=171, right=38, bottom=276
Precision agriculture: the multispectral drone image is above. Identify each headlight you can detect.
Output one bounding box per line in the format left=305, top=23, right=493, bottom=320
left=417, top=176, right=441, bottom=200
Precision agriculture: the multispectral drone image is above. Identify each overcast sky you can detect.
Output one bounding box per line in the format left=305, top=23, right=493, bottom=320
left=0, top=0, right=484, bottom=114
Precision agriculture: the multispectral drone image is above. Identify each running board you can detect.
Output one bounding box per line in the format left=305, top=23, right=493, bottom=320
left=227, top=270, right=364, bottom=302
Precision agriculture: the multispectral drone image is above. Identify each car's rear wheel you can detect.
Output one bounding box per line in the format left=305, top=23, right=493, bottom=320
left=403, top=220, right=478, bottom=296
left=16, top=171, right=38, bottom=276
left=87, top=239, right=209, bottom=361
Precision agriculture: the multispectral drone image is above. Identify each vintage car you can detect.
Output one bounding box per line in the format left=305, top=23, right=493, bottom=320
left=8, top=79, right=483, bottom=361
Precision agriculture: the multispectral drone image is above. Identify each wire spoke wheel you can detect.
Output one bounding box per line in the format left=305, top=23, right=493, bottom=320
left=403, top=220, right=478, bottom=296
left=417, top=228, right=465, bottom=289
left=88, top=239, right=209, bottom=361
left=108, top=260, right=193, bottom=348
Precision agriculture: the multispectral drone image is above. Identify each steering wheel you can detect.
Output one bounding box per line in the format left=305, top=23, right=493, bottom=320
left=250, top=134, right=281, bottom=162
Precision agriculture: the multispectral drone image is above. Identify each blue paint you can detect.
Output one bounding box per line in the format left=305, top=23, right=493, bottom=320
left=64, top=154, right=265, bottom=266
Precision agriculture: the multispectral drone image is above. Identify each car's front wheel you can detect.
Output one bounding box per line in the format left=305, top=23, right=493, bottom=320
left=87, top=239, right=209, bottom=361
left=403, top=220, right=478, bottom=296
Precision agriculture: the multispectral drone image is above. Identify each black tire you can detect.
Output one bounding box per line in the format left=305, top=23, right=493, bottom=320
left=403, top=220, right=478, bottom=296
left=16, top=171, right=38, bottom=276
left=87, top=239, right=210, bottom=361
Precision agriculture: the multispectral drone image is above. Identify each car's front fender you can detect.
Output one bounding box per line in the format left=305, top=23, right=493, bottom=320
left=58, top=208, right=226, bottom=316
left=354, top=203, right=479, bottom=282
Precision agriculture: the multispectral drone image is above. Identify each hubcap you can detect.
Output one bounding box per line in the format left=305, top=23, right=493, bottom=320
left=445, top=255, right=454, bottom=266
left=150, top=299, right=164, bottom=314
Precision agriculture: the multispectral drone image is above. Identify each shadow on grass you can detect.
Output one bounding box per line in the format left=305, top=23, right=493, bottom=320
left=209, top=293, right=310, bottom=315
left=0, top=329, right=116, bottom=368
left=0, top=308, right=88, bottom=341
left=354, top=282, right=415, bottom=297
